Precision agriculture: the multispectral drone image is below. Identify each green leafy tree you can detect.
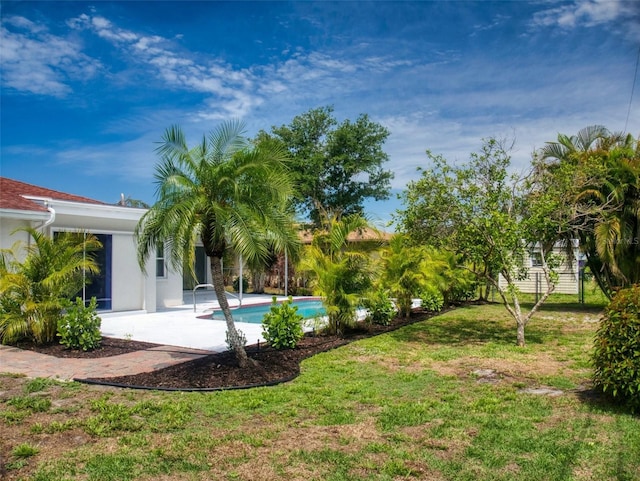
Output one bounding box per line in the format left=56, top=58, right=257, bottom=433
left=537, top=126, right=639, bottom=298
left=300, top=213, right=379, bottom=335
left=256, top=106, right=394, bottom=225
left=136, top=121, right=301, bottom=367
left=0, top=229, right=101, bottom=345
left=397, top=139, right=564, bottom=346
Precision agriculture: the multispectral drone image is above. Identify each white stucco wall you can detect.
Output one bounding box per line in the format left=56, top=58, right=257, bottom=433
left=110, top=233, right=146, bottom=311
left=0, top=218, right=32, bottom=261
left=156, top=266, right=184, bottom=308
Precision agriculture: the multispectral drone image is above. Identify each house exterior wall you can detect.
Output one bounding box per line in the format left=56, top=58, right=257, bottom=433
left=110, top=233, right=146, bottom=311
left=0, top=218, right=32, bottom=261
left=1, top=197, right=183, bottom=313
left=498, top=243, right=579, bottom=295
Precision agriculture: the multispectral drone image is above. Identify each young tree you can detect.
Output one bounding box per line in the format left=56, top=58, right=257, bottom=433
left=0, top=229, right=101, bottom=344
left=256, top=106, right=394, bottom=225
left=397, top=139, right=564, bottom=346
left=136, top=121, right=300, bottom=367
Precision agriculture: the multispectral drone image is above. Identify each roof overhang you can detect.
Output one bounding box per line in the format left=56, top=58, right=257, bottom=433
left=0, top=208, right=51, bottom=222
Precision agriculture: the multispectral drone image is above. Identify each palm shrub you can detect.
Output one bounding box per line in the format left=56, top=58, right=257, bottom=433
left=301, top=213, right=378, bottom=335
left=262, top=297, right=304, bottom=349
left=0, top=229, right=100, bottom=345
left=57, top=297, right=102, bottom=351
left=593, top=285, right=640, bottom=412
left=379, top=235, right=433, bottom=317
left=362, top=287, right=396, bottom=325
left=420, top=288, right=444, bottom=312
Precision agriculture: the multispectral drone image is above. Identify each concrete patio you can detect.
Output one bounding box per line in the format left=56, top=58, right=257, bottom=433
left=100, top=291, right=290, bottom=353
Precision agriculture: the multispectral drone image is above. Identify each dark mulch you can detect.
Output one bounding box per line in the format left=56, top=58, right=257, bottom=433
left=16, top=310, right=436, bottom=390
left=15, top=337, right=163, bottom=358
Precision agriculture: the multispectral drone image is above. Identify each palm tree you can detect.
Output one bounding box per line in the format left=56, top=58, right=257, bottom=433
left=135, top=121, right=300, bottom=367
left=300, top=213, right=380, bottom=335
left=540, top=126, right=639, bottom=297
left=0, top=229, right=101, bottom=344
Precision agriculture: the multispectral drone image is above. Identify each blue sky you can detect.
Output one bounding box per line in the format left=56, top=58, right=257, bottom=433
left=1, top=1, right=639, bottom=228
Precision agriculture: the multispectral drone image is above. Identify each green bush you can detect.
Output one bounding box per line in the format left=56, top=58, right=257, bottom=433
left=420, top=288, right=444, bottom=313
left=57, top=297, right=102, bottom=351
left=593, top=285, right=640, bottom=412
left=262, top=297, right=304, bottom=350
left=363, top=288, right=396, bottom=325
left=232, top=276, right=249, bottom=293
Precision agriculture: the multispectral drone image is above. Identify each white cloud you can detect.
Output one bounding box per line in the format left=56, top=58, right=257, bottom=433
left=530, top=0, right=640, bottom=40
left=0, top=16, right=101, bottom=97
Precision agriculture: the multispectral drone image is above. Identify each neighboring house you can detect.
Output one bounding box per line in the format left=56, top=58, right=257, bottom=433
left=498, top=240, right=580, bottom=295
left=0, top=177, right=183, bottom=312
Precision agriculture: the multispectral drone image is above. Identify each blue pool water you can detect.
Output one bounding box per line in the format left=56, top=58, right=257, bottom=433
left=211, top=299, right=326, bottom=324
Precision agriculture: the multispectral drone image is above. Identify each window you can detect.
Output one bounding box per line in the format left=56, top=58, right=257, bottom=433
left=156, top=245, right=166, bottom=278
left=530, top=251, right=543, bottom=267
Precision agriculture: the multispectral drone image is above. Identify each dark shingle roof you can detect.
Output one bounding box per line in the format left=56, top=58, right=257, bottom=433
left=0, top=177, right=106, bottom=213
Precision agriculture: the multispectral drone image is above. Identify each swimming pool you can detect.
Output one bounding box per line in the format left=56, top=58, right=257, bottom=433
left=211, top=299, right=326, bottom=324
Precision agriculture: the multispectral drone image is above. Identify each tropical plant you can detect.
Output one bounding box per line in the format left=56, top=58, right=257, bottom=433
left=593, top=285, right=640, bottom=412
left=300, top=213, right=379, bottom=335
left=0, top=229, right=101, bottom=345
left=420, top=288, right=444, bottom=312
left=57, top=297, right=102, bottom=351
left=362, top=287, right=396, bottom=325
left=378, top=235, right=431, bottom=317
left=135, top=120, right=300, bottom=367
left=538, top=126, right=640, bottom=298
left=261, top=297, right=304, bottom=349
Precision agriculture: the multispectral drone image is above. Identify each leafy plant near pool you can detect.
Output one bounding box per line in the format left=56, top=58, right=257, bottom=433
left=593, top=285, right=640, bottom=412
left=362, top=287, right=396, bottom=325
left=262, top=296, right=304, bottom=349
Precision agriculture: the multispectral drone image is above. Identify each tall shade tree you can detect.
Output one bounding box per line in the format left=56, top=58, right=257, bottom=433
left=136, top=121, right=300, bottom=367
left=537, top=126, right=640, bottom=298
left=255, top=106, right=394, bottom=225
left=397, top=139, right=565, bottom=346
left=0, top=229, right=101, bottom=345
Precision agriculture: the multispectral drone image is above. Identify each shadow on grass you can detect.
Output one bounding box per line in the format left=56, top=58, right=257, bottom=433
left=521, top=302, right=605, bottom=315
left=389, top=310, right=547, bottom=346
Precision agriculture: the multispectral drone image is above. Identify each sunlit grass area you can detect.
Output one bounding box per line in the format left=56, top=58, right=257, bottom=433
left=2, top=295, right=638, bottom=481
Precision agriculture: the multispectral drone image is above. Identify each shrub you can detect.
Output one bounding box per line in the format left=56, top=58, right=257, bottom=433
left=593, top=285, right=640, bottom=412
left=363, top=288, right=396, bottom=325
left=57, top=297, right=102, bottom=351
left=420, top=288, right=444, bottom=313
left=233, top=276, right=249, bottom=293
left=262, top=296, right=304, bottom=350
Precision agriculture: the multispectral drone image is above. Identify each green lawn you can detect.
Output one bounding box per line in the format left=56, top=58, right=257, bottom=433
left=2, top=297, right=639, bottom=481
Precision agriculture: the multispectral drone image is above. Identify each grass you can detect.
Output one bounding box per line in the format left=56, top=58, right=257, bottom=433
left=1, top=293, right=639, bottom=481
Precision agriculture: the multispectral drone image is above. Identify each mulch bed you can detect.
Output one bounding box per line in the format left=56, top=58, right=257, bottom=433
left=15, top=310, right=437, bottom=390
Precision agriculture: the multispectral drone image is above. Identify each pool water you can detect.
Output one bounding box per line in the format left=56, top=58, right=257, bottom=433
left=211, top=299, right=326, bottom=324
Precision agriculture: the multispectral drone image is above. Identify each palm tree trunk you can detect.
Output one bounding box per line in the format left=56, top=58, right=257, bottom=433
left=210, top=255, right=250, bottom=368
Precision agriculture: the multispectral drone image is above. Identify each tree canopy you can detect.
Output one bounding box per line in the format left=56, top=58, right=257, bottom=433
left=396, top=138, right=565, bottom=346
left=256, top=106, right=394, bottom=225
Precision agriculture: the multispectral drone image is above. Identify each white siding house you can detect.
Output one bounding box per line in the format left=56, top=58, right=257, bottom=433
left=0, top=177, right=182, bottom=312
left=498, top=241, right=580, bottom=295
